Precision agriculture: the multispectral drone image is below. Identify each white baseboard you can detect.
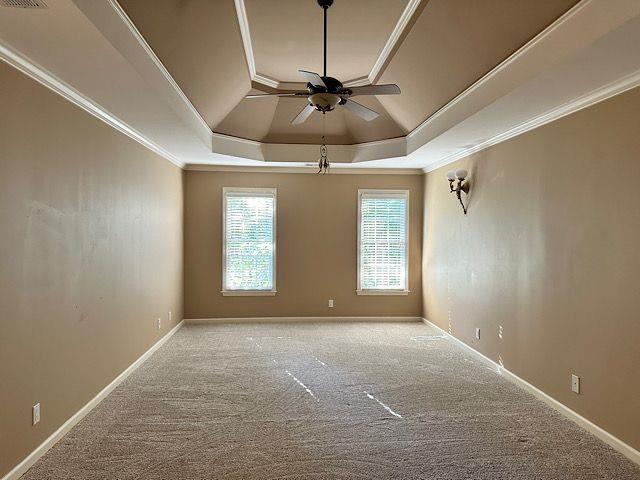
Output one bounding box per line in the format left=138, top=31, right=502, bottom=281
left=1, top=320, right=185, bottom=480
left=8, top=317, right=635, bottom=478
left=185, top=316, right=422, bottom=324
left=421, top=318, right=640, bottom=466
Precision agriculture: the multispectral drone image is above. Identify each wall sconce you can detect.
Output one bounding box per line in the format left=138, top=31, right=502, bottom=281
left=446, top=169, right=470, bottom=214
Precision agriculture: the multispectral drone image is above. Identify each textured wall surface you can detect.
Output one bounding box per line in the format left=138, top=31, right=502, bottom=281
left=0, top=62, right=184, bottom=477
left=422, top=86, right=640, bottom=450
left=184, top=171, right=423, bottom=319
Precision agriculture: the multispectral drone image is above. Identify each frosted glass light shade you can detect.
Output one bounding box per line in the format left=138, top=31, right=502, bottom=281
left=445, top=171, right=456, bottom=181
left=455, top=169, right=468, bottom=180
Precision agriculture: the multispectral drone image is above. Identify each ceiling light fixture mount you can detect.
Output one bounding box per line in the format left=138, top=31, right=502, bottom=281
left=446, top=169, right=470, bottom=214
left=244, top=0, right=402, bottom=125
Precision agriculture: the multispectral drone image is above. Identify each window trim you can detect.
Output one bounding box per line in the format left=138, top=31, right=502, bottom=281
left=222, top=187, right=277, bottom=296
left=356, top=189, right=410, bottom=296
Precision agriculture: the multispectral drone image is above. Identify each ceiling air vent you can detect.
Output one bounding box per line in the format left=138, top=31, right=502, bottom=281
left=1, top=0, right=47, bottom=8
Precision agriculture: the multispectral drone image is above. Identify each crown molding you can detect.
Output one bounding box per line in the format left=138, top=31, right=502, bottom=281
left=343, top=0, right=424, bottom=88
left=234, top=0, right=422, bottom=90
left=407, top=0, right=593, bottom=147
left=108, top=0, right=213, bottom=143
left=233, top=0, right=279, bottom=89
left=0, top=41, right=184, bottom=169
left=341, top=76, right=371, bottom=88
left=84, top=0, right=640, bottom=172
left=211, top=131, right=406, bottom=149
left=4, top=0, right=636, bottom=174
left=366, top=0, right=422, bottom=85
left=212, top=131, right=262, bottom=147
left=185, top=164, right=423, bottom=175
left=422, top=68, right=640, bottom=173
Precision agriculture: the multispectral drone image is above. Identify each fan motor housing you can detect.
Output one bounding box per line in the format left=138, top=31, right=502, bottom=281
left=307, top=76, right=343, bottom=95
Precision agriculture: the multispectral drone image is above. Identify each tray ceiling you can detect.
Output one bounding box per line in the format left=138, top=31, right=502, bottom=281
left=245, top=0, right=410, bottom=85
left=118, top=0, right=578, bottom=145
left=2, top=0, right=638, bottom=170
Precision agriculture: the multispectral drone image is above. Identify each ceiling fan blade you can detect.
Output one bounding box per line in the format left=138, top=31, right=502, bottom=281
left=340, top=99, right=379, bottom=121
left=298, top=70, right=327, bottom=88
left=245, top=91, right=307, bottom=99
left=346, top=84, right=401, bottom=96
left=291, top=103, right=316, bottom=124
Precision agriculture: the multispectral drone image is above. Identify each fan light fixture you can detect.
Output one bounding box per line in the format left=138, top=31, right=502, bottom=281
left=243, top=0, right=402, bottom=125
left=243, top=0, right=404, bottom=174
left=446, top=169, right=470, bottom=214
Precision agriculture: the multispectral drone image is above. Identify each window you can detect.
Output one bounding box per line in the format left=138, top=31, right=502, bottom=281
left=357, top=189, right=409, bottom=295
left=222, top=188, right=276, bottom=296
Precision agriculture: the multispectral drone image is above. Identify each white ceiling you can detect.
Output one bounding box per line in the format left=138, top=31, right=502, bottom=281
left=0, top=0, right=639, bottom=172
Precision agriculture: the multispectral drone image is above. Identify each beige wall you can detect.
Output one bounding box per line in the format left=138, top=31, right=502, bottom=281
left=0, top=63, right=184, bottom=476
left=422, top=86, right=640, bottom=450
left=184, top=171, right=423, bottom=319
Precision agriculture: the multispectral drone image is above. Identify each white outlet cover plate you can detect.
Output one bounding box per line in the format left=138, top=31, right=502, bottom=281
left=32, top=403, right=40, bottom=425
left=571, top=374, right=580, bottom=394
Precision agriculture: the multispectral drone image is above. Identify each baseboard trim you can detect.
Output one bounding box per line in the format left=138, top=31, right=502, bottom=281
left=421, top=318, right=640, bottom=466
left=186, top=316, right=422, bottom=324
left=1, top=320, right=185, bottom=480
left=7, top=317, right=635, bottom=477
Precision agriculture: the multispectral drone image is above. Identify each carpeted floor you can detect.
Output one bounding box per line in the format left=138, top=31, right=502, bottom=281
left=23, top=321, right=640, bottom=479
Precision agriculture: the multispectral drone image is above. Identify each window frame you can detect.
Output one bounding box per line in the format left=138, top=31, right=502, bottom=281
left=356, top=189, right=410, bottom=296
left=222, top=187, right=277, bottom=296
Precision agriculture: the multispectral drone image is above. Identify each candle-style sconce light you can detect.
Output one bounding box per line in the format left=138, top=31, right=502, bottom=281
left=445, top=169, right=470, bottom=214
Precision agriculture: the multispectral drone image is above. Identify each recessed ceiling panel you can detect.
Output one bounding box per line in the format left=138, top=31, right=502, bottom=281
left=244, top=0, right=409, bottom=83
left=118, top=0, right=579, bottom=145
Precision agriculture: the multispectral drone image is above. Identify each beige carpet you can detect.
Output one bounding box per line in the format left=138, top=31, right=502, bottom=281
left=23, top=321, right=640, bottom=479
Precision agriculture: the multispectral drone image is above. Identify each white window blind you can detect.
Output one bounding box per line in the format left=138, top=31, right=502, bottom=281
left=223, top=188, right=276, bottom=294
left=358, top=190, right=409, bottom=293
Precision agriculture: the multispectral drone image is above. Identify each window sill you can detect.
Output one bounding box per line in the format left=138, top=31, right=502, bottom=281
left=356, top=289, right=410, bottom=296
left=221, top=290, right=277, bottom=297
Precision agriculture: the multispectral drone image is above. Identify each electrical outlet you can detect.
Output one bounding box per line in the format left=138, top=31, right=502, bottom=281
left=498, top=325, right=503, bottom=339
left=157, top=317, right=161, bottom=330
left=475, top=328, right=481, bottom=340
left=32, top=403, right=40, bottom=425
left=328, top=299, right=334, bottom=308
left=168, top=311, right=172, bottom=323
left=571, top=374, right=580, bottom=394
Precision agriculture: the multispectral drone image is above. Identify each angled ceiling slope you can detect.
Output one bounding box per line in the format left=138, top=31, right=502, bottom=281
left=1, top=0, right=639, bottom=170
left=118, top=0, right=580, bottom=147
left=119, top=0, right=421, bottom=144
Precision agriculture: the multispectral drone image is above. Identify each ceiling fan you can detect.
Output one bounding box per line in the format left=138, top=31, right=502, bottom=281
left=244, top=0, right=401, bottom=125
